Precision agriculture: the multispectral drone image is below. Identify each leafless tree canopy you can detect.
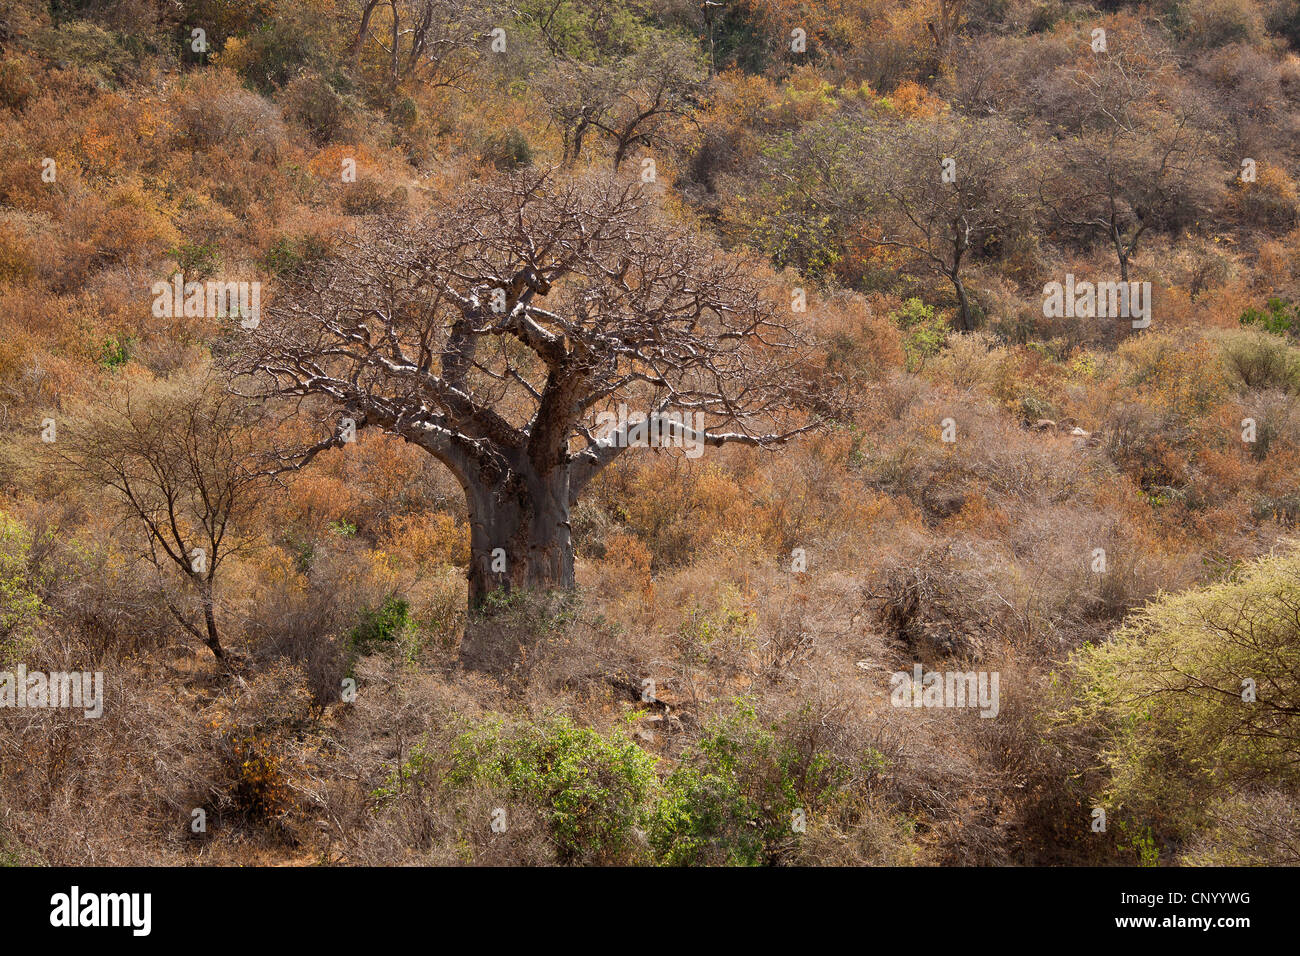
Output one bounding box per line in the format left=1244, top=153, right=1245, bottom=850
left=1033, top=28, right=1223, bottom=281
left=229, top=169, right=812, bottom=602
left=761, top=109, right=1034, bottom=331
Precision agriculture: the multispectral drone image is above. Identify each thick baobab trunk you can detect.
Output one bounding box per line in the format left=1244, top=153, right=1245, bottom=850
left=464, top=465, right=575, bottom=608
left=458, top=464, right=575, bottom=675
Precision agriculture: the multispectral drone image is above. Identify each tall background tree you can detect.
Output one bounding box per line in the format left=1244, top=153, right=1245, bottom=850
left=528, top=2, right=707, bottom=169
left=349, top=0, right=498, bottom=92
left=757, top=107, right=1035, bottom=331
left=1034, top=27, right=1222, bottom=282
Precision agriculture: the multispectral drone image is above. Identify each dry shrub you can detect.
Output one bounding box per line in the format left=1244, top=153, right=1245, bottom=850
left=0, top=216, right=34, bottom=284
left=861, top=544, right=1003, bottom=660
left=1181, top=0, right=1267, bottom=48
left=279, top=72, right=356, bottom=145
left=599, top=532, right=654, bottom=599
left=927, top=331, right=1009, bottom=391
left=1234, top=161, right=1300, bottom=230
left=457, top=589, right=584, bottom=680
left=59, top=182, right=178, bottom=276
left=169, top=69, right=287, bottom=161
left=320, top=655, right=567, bottom=865
left=456, top=590, right=649, bottom=713
left=341, top=177, right=407, bottom=216
left=1181, top=790, right=1300, bottom=865
left=753, top=587, right=816, bottom=682
left=400, top=566, right=467, bottom=657
left=975, top=655, right=1119, bottom=864
left=44, top=538, right=176, bottom=660
left=589, top=455, right=758, bottom=567
left=199, top=661, right=314, bottom=841
left=789, top=796, right=919, bottom=865
left=1218, top=329, right=1300, bottom=394
left=0, top=652, right=209, bottom=865
left=0, top=54, right=37, bottom=110
left=385, top=511, right=470, bottom=571
left=1, top=500, right=180, bottom=660
left=240, top=540, right=392, bottom=708
left=0, top=614, right=323, bottom=862
left=806, top=289, right=905, bottom=385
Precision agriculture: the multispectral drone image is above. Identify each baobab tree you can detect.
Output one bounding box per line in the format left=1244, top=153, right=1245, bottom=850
left=230, top=170, right=813, bottom=607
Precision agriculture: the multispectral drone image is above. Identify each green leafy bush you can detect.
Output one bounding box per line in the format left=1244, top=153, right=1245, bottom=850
left=218, top=17, right=327, bottom=93
left=892, top=298, right=949, bottom=371
left=167, top=240, right=221, bottom=279
left=348, top=595, right=410, bottom=653
left=1070, top=545, right=1300, bottom=853
left=29, top=22, right=140, bottom=87
left=480, top=128, right=533, bottom=170
left=445, top=715, right=659, bottom=863
left=0, top=513, right=45, bottom=663
left=1240, top=297, right=1298, bottom=337
left=648, top=700, right=855, bottom=865
left=1219, top=329, right=1300, bottom=393
left=0, top=56, right=37, bottom=110
left=261, top=234, right=328, bottom=276
left=281, top=72, right=352, bottom=144
left=99, top=335, right=131, bottom=369
left=755, top=197, right=843, bottom=279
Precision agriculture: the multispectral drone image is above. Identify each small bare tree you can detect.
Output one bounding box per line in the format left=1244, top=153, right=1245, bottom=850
left=56, top=375, right=278, bottom=660
left=927, top=0, right=966, bottom=56
left=231, top=169, right=813, bottom=607
left=856, top=115, right=1031, bottom=332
